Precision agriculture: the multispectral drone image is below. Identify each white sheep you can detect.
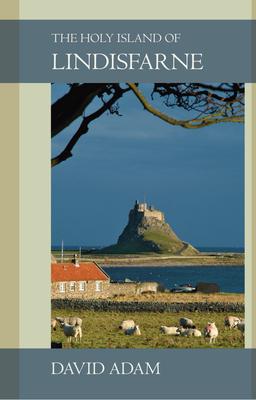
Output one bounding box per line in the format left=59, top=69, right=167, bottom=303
left=60, top=323, right=82, bottom=343
left=224, top=316, right=241, bottom=330
left=176, top=327, right=201, bottom=337
left=119, top=320, right=135, bottom=330
left=56, top=317, right=83, bottom=327
left=204, top=322, right=218, bottom=344
left=124, top=325, right=141, bottom=335
left=51, top=319, right=57, bottom=331
left=159, top=326, right=180, bottom=335
left=56, top=317, right=65, bottom=324
left=179, top=317, right=196, bottom=329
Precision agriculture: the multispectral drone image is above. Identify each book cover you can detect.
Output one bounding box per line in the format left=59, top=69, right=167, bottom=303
left=0, top=1, right=254, bottom=398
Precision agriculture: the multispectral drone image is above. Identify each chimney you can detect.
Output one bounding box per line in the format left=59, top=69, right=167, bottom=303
left=72, top=254, right=79, bottom=266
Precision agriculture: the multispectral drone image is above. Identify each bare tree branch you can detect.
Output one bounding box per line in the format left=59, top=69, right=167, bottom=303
left=127, top=83, right=244, bottom=128
left=52, top=83, right=107, bottom=138
left=51, top=83, right=245, bottom=167
left=51, top=84, right=130, bottom=167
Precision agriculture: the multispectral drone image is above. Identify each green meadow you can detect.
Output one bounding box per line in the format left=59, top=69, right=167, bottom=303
left=51, top=309, right=245, bottom=349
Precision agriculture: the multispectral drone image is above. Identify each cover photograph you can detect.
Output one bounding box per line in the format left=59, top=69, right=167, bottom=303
left=0, top=1, right=255, bottom=399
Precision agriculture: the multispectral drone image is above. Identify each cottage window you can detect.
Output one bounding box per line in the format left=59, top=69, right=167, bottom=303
left=60, top=283, right=66, bottom=293
left=96, top=281, right=102, bottom=292
left=70, top=283, right=75, bottom=291
left=79, top=282, right=85, bottom=291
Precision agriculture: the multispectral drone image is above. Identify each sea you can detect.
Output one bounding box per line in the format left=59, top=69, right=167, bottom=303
left=51, top=246, right=245, bottom=294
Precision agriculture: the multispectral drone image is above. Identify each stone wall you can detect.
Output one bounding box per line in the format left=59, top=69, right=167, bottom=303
left=51, top=299, right=244, bottom=313
left=135, top=201, right=164, bottom=221
left=51, top=280, right=110, bottom=300
left=108, top=281, right=165, bottom=296
left=144, top=209, right=164, bottom=221
left=51, top=280, right=164, bottom=299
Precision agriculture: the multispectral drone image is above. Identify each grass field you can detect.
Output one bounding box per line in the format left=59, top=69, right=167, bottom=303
left=51, top=309, right=245, bottom=349
left=106, top=291, right=245, bottom=304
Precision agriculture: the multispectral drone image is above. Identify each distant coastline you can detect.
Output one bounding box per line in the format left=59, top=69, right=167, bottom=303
left=51, top=246, right=245, bottom=253
left=94, top=257, right=244, bottom=268
left=52, top=253, right=244, bottom=268
left=51, top=245, right=244, bottom=268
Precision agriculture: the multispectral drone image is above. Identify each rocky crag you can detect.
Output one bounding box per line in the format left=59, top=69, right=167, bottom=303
left=99, top=200, right=199, bottom=255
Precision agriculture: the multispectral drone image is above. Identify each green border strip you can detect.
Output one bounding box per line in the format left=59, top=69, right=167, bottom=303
left=19, top=0, right=251, bottom=20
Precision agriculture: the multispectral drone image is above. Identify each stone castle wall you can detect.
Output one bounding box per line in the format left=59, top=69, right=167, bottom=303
left=134, top=200, right=164, bottom=222
left=143, top=209, right=164, bottom=221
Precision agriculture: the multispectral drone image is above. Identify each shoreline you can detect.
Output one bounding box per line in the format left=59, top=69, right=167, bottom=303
left=53, top=253, right=244, bottom=268
left=99, top=262, right=244, bottom=267
left=90, top=255, right=244, bottom=268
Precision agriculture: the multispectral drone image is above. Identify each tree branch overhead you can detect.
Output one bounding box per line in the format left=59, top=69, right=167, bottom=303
left=51, top=83, right=244, bottom=167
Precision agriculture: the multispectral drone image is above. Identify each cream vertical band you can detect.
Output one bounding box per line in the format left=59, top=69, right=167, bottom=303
left=19, top=84, right=51, bottom=348
left=251, top=84, right=256, bottom=349
left=245, top=84, right=252, bottom=348
left=251, top=1, right=255, bottom=350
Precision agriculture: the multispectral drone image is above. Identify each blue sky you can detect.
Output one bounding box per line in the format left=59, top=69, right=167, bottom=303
left=51, top=84, right=244, bottom=249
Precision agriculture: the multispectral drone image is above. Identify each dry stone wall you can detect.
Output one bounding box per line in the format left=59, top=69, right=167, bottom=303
left=51, top=299, right=244, bottom=313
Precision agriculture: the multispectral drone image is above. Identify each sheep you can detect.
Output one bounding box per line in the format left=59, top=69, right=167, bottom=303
left=176, top=327, right=201, bottom=337
left=51, top=319, right=57, bottom=331
left=236, top=321, right=245, bottom=338
left=224, top=316, right=241, bottom=330
left=119, top=320, right=135, bottom=330
left=124, top=325, right=141, bottom=335
left=56, top=317, right=83, bottom=327
left=60, top=323, right=82, bottom=343
left=159, top=326, right=180, bottom=335
left=55, top=317, right=65, bottom=324
left=204, top=322, right=218, bottom=344
left=179, top=317, right=196, bottom=329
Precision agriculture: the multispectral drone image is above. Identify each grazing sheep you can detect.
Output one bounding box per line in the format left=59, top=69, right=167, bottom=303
left=237, top=321, right=245, bottom=338
left=56, top=317, right=83, bottom=327
left=119, top=320, right=135, bottom=330
left=224, top=316, right=241, bottom=330
left=124, top=325, right=141, bottom=335
left=159, top=326, right=180, bottom=335
left=176, top=327, right=201, bottom=337
left=239, top=318, right=245, bottom=323
left=179, top=317, right=196, bottom=329
left=55, top=317, right=65, bottom=324
left=204, top=322, right=218, bottom=344
left=60, top=323, right=82, bottom=343
left=51, top=319, right=57, bottom=331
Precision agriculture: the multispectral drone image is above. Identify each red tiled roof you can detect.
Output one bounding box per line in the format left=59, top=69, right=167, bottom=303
left=51, top=262, right=110, bottom=282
